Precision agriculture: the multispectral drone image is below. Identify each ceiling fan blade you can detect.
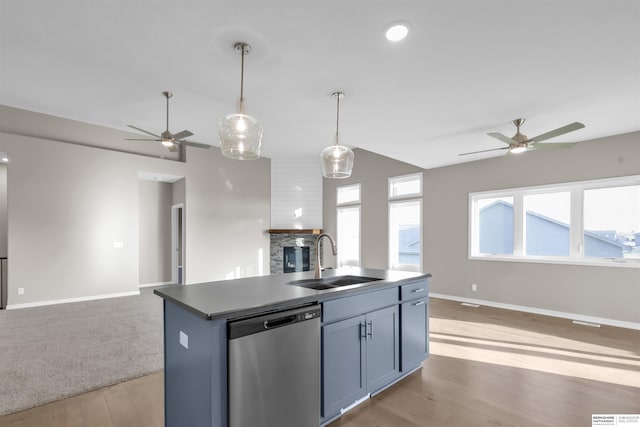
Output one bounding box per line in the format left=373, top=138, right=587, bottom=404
left=487, top=132, right=514, bottom=145
left=529, top=122, right=585, bottom=143
left=459, top=147, right=510, bottom=156
left=127, top=125, right=160, bottom=138
left=178, top=140, right=211, bottom=149
left=172, top=130, right=194, bottom=140
left=528, top=142, right=576, bottom=151
left=125, top=138, right=161, bottom=141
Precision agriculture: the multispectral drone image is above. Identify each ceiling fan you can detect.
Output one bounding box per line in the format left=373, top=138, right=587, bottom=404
left=126, top=91, right=210, bottom=152
left=459, top=118, right=585, bottom=156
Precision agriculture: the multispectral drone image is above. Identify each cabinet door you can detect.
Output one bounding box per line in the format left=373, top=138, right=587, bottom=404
left=365, top=305, right=400, bottom=393
left=322, top=315, right=366, bottom=419
left=401, top=297, right=429, bottom=371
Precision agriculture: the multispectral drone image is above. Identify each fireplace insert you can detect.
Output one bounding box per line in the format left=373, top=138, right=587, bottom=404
left=283, top=246, right=310, bottom=273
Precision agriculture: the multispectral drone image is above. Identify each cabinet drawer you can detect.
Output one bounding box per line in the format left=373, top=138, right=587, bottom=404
left=323, top=287, right=397, bottom=324
left=400, top=280, right=428, bottom=301
left=400, top=297, right=429, bottom=371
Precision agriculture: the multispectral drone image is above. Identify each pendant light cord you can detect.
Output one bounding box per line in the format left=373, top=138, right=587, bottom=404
left=165, top=94, right=170, bottom=131
left=240, top=46, right=245, bottom=104
left=335, top=93, right=340, bottom=145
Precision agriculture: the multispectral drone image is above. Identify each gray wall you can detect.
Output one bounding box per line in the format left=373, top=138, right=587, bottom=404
left=138, top=180, right=173, bottom=285
left=323, top=148, right=423, bottom=270
left=323, top=133, right=640, bottom=325
left=0, top=107, right=270, bottom=306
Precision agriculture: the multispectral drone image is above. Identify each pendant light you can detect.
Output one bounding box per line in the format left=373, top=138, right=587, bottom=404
left=321, top=92, right=354, bottom=178
left=218, top=42, right=263, bottom=160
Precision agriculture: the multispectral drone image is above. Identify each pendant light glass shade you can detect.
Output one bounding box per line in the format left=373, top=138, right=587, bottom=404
left=321, top=92, right=354, bottom=179
left=321, top=144, right=354, bottom=178
left=219, top=112, right=263, bottom=160
left=218, top=42, right=263, bottom=160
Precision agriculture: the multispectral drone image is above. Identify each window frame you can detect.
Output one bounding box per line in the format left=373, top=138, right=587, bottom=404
left=336, top=183, right=361, bottom=206
left=336, top=205, right=361, bottom=267
left=469, top=175, right=640, bottom=268
left=388, top=172, right=423, bottom=200
left=388, top=198, right=423, bottom=272
left=336, top=183, right=361, bottom=267
left=387, top=172, right=423, bottom=272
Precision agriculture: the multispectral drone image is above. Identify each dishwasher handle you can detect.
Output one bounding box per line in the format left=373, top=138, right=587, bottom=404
left=264, top=315, right=296, bottom=329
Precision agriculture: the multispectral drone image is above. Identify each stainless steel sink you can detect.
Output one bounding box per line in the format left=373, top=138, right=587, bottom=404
left=286, top=275, right=382, bottom=290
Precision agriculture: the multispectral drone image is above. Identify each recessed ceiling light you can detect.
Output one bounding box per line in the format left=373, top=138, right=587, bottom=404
left=385, top=22, right=410, bottom=42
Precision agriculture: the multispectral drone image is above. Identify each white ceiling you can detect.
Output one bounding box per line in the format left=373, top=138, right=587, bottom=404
left=1, top=0, right=638, bottom=169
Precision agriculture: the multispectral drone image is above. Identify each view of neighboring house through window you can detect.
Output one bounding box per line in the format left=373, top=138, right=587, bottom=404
left=469, top=176, right=640, bottom=266
left=583, top=185, right=640, bottom=259
left=389, top=173, right=422, bottom=271
left=524, top=191, right=571, bottom=257
left=336, top=184, right=360, bottom=267
left=476, top=196, right=514, bottom=255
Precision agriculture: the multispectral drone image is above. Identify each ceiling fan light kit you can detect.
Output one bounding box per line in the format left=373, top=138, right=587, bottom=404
left=126, top=91, right=210, bottom=153
left=218, top=42, right=263, bottom=161
left=321, top=91, right=354, bottom=179
left=459, top=117, right=585, bottom=157
left=385, top=21, right=410, bottom=42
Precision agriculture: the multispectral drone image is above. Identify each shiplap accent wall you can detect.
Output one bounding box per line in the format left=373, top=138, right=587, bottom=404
left=271, top=157, right=323, bottom=229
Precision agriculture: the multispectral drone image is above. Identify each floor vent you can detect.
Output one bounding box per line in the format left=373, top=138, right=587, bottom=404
left=461, top=302, right=480, bottom=308
left=572, top=320, right=601, bottom=328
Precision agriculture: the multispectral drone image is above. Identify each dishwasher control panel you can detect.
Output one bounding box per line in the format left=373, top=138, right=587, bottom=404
left=228, top=304, right=321, bottom=339
left=301, top=310, right=319, bottom=321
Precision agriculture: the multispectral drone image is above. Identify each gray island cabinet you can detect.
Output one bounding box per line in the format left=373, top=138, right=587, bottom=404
left=154, top=268, right=431, bottom=427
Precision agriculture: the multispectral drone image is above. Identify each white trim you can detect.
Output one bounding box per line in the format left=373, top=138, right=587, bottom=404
left=171, top=203, right=185, bottom=285
left=430, top=293, right=640, bottom=331
left=139, top=281, right=173, bottom=288
left=468, top=254, right=640, bottom=268
left=6, top=290, right=140, bottom=310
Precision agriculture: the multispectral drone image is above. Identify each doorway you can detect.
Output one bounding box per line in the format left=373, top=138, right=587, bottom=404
left=171, top=204, right=185, bottom=284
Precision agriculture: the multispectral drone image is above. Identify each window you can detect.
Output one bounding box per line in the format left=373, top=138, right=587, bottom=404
left=336, top=184, right=360, bottom=267
left=389, top=173, right=422, bottom=199
left=469, top=175, right=640, bottom=267
left=337, top=206, right=360, bottom=267
left=389, top=173, right=422, bottom=272
left=476, top=196, right=514, bottom=255
left=524, top=191, right=571, bottom=257
left=584, top=185, right=640, bottom=260
left=337, top=184, right=360, bottom=205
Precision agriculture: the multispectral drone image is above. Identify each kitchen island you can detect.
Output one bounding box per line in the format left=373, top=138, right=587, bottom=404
left=154, top=267, right=431, bottom=427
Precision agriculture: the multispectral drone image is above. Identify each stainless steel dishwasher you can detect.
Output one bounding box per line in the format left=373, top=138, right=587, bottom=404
left=228, top=304, right=321, bottom=427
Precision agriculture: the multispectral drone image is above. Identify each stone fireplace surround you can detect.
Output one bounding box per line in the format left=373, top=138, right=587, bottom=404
left=269, top=231, right=322, bottom=275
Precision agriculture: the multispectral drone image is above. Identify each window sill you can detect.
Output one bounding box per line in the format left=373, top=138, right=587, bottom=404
left=469, top=254, right=640, bottom=269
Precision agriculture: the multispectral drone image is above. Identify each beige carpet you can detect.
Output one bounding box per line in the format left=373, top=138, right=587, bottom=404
left=0, top=289, right=163, bottom=415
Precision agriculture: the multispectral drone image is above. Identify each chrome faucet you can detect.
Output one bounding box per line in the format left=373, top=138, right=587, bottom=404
left=315, top=233, right=337, bottom=279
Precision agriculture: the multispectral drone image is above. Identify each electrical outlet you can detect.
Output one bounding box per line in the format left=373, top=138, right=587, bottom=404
left=471, top=283, right=478, bottom=292
left=179, top=331, right=189, bottom=349
left=17, top=287, right=25, bottom=295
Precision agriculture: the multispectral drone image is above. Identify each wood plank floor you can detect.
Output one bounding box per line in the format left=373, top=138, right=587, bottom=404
left=1, top=298, right=638, bottom=427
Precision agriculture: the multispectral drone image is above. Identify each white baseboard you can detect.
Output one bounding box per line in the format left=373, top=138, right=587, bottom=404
left=6, top=290, right=140, bottom=310
left=430, top=292, right=640, bottom=331
left=138, top=281, right=173, bottom=288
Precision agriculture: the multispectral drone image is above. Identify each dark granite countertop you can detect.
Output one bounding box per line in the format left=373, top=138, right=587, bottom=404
left=154, top=267, right=431, bottom=321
